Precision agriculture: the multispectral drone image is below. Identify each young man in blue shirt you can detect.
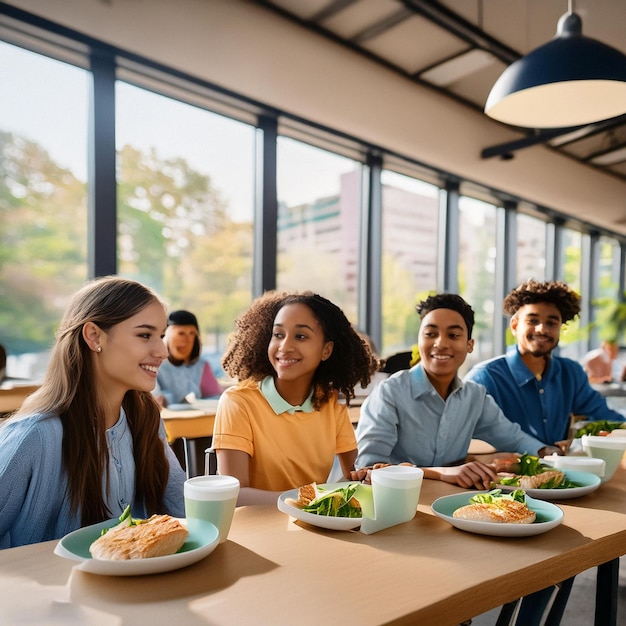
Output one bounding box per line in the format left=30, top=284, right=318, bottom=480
left=465, top=279, right=623, bottom=445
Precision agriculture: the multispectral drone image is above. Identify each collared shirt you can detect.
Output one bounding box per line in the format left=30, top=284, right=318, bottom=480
left=355, top=363, right=546, bottom=468
left=213, top=379, right=356, bottom=491
left=464, top=346, right=624, bottom=444
left=259, top=376, right=314, bottom=414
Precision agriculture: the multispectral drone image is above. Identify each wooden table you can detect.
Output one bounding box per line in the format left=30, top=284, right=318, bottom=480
left=2, top=464, right=626, bottom=625
left=161, top=407, right=216, bottom=442
left=0, top=382, right=40, bottom=414
left=161, top=401, right=219, bottom=478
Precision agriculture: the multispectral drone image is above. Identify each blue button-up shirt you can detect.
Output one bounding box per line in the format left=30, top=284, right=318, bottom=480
left=464, top=346, right=624, bottom=444
left=355, top=364, right=547, bottom=469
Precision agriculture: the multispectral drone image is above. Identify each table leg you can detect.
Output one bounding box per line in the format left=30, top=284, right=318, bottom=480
left=595, top=558, right=619, bottom=626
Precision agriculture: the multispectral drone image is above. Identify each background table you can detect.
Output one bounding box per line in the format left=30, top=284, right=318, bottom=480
left=161, top=400, right=218, bottom=477
left=0, top=382, right=40, bottom=415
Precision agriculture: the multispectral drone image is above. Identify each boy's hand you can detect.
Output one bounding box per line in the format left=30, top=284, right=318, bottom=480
left=438, top=461, right=498, bottom=490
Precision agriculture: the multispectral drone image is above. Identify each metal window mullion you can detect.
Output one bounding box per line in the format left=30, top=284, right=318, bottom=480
left=361, top=152, right=383, bottom=351
left=581, top=232, right=597, bottom=351
left=253, top=114, right=278, bottom=296
left=88, top=47, right=117, bottom=278
left=437, top=180, right=459, bottom=293
left=494, top=201, right=517, bottom=354
left=619, top=243, right=626, bottom=302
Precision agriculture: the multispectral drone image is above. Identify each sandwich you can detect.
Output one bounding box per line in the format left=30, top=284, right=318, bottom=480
left=495, top=453, right=570, bottom=490
left=287, top=482, right=362, bottom=518
left=289, top=482, right=318, bottom=507
left=90, top=513, right=188, bottom=560
left=453, top=489, right=536, bottom=524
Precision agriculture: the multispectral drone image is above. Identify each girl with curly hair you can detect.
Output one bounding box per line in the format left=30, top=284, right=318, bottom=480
left=213, top=291, right=379, bottom=505
left=0, top=277, right=185, bottom=548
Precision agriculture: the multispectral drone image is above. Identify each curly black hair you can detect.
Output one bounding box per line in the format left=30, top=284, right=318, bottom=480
left=221, top=291, right=380, bottom=409
left=416, top=293, right=475, bottom=339
left=503, top=279, right=581, bottom=323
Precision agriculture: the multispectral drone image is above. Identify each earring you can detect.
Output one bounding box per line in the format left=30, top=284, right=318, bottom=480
left=96, top=346, right=102, bottom=353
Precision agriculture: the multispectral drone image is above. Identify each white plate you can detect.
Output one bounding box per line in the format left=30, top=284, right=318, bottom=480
left=54, top=517, right=219, bottom=576
left=165, top=403, right=194, bottom=411
left=277, top=482, right=365, bottom=531
left=190, top=398, right=220, bottom=411
left=495, top=469, right=602, bottom=500
left=431, top=492, right=563, bottom=537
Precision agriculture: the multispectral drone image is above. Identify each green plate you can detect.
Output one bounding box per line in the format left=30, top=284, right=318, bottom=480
left=431, top=491, right=563, bottom=537
left=54, top=517, right=219, bottom=576
left=496, top=469, right=601, bottom=500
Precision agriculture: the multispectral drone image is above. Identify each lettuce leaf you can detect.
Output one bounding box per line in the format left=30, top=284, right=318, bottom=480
left=302, top=484, right=362, bottom=518
left=469, top=488, right=526, bottom=504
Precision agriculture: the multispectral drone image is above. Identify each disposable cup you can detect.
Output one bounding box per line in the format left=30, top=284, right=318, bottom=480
left=370, top=465, right=424, bottom=521
left=542, top=454, right=606, bottom=478
left=184, top=475, right=240, bottom=543
left=581, top=435, right=626, bottom=483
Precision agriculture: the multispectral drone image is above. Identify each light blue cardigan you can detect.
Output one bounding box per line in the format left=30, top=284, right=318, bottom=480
left=0, top=409, right=185, bottom=548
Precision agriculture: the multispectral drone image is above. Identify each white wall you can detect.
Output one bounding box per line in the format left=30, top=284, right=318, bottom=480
left=7, top=0, right=626, bottom=235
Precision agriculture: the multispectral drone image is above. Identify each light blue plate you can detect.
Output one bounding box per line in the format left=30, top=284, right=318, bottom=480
left=54, top=517, right=219, bottom=576
left=497, top=469, right=602, bottom=500
left=431, top=491, right=563, bottom=537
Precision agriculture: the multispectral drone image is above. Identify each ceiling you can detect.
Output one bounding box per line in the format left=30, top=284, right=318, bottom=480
left=250, top=0, right=626, bottom=185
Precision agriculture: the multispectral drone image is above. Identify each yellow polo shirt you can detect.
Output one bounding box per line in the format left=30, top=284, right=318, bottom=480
left=212, top=377, right=356, bottom=491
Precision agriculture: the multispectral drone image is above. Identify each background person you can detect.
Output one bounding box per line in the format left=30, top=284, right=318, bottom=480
left=0, top=276, right=185, bottom=548
left=581, top=339, right=619, bottom=384
left=153, top=309, right=223, bottom=407
left=212, top=291, right=379, bottom=506
left=354, top=293, right=558, bottom=490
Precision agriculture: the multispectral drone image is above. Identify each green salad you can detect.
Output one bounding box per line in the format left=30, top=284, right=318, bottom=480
left=469, top=489, right=526, bottom=505
left=497, top=454, right=580, bottom=489
left=302, top=484, right=362, bottom=518
left=574, top=421, right=625, bottom=438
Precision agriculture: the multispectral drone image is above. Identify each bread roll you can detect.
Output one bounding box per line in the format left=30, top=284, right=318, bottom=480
left=89, top=514, right=188, bottom=560
left=453, top=499, right=536, bottom=524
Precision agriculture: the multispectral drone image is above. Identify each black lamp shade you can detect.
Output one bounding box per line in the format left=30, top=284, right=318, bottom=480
left=485, top=12, right=626, bottom=128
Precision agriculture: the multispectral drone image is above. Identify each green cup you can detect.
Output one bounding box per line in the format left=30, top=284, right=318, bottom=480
left=184, top=475, right=240, bottom=543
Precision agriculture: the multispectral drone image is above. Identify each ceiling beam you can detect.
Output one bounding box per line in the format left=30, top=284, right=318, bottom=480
left=399, top=0, right=520, bottom=64
left=481, top=129, right=579, bottom=159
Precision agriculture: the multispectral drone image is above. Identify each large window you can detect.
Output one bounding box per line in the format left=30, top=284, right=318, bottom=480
left=116, top=82, right=256, bottom=358
left=516, top=214, right=546, bottom=284
left=380, top=170, right=439, bottom=356
left=597, top=236, right=620, bottom=299
left=562, top=228, right=583, bottom=292
left=276, top=137, right=363, bottom=322
left=0, top=42, right=89, bottom=378
left=458, top=196, right=497, bottom=369
left=2, top=14, right=626, bottom=385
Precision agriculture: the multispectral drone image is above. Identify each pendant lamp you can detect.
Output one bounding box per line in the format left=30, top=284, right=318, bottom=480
left=485, top=8, right=626, bottom=128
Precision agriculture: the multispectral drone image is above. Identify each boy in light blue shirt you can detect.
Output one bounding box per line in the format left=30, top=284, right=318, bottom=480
left=355, top=293, right=559, bottom=489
